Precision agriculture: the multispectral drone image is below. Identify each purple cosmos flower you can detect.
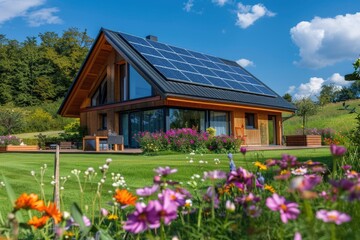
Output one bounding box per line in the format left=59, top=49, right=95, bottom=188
left=235, top=193, right=261, bottom=207
left=227, top=167, right=254, bottom=191
left=123, top=201, right=160, bottom=233
left=316, top=210, right=351, bottom=225
left=246, top=205, right=262, bottom=218
left=203, top=187, right=219, bottom=208
left=153, top=199, right=178, bottom=225
left=342, top=165, right=352, bottom=171
left=154, top=166, right=177, bottom=177
left=330, top=144, right=347, bottom=156
left=204, top=170, right=227, bottom=180
left=136, top=185, right=159, bottom=197
left=158, top=189, right=185, bottom=207
left=240, top=147, right=247, bottom=155
left=266, top=193, right=300, bottom=223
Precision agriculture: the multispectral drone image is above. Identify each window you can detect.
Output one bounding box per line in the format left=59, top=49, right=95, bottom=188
left=99, top=113, right=107, bottom=130
left=129, top=65, right=152, bottom=100
left=92, top=76, right=107, bottom=106
left=120, top=63, right=127, bottom=101
left=245, top=113, right=256, bottom=129
left=169, top=108, right=205, bottom=131
left=210, top=111, right=229, bottom=135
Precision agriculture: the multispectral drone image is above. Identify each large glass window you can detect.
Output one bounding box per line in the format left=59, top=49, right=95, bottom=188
left=143, top=109, right=164, bottom=132
left=129, top=65, right=152, bottom=100
left=121, top=114, right=129, bottom=146
left=210, top=111, right=228, bottom=135
left=92, top=76, right=107, bottom=106
left=169, top=108, right=205, bottom=131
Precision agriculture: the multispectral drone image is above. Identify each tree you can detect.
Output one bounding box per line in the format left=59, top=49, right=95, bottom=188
left=294, top=98, right=318, bottom=135
left=282, top=93, right=292, bottom=103
left=0, top=106, right=26, bottom=135
left=318, top=84, right=338, bottom=105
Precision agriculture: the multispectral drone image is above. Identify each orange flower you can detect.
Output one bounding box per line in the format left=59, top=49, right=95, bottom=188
left=43, top=202, right=62, bottom=224
left=14, top=193, right=44, bottom=211
left=114, top=189, right=137, bottom=206
left=28, top=215, right=49, bottom=229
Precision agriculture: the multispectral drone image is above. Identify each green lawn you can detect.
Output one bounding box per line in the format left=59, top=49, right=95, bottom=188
left=0, top=148, right=332, bottom=216
left=14, top=130, right=64, bottom=139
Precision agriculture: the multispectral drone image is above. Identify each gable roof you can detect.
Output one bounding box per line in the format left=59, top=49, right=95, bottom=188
left=59, top=28, right=296, bottom=116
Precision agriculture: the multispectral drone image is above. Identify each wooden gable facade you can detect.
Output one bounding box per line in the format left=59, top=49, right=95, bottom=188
left=59, top=29, right=295, bottom=148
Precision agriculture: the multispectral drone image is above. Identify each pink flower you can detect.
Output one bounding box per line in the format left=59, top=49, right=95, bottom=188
left=136, top=185, right=159, bottom=197
left=266, top=193, right=300, bottom=223
left=246, top=205, right=262, bottom=218
left=203, top=170, right=227, bottom=180
left=158, top=189, right=185, bottom=207
left=294, top=232, right=302, bottom=240
left=154, top=166, right=177, bottom=177
left=240, top=147, right=247, bottom=155
left=316, top=210, right=351, bottom=225
left=330, top=144, right=347, bottom=156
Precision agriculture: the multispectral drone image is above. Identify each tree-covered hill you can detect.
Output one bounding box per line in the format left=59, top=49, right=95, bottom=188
left=0, top=28, right=93, bottom=106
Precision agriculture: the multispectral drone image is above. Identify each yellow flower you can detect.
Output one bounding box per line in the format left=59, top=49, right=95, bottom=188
left=264, top=184, right=276, bottom=193
left=107, top=214, right=118, bottom=220
left=280, top=170, right=290, bottom=175
left=254, top=161, right=267, bottom=171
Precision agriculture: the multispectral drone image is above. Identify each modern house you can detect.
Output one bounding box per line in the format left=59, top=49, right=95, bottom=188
left=58, top=28, right=296, bottom=148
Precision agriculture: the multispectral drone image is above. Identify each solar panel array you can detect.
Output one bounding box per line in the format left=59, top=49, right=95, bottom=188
left=119, top=32, right=276, bottom=97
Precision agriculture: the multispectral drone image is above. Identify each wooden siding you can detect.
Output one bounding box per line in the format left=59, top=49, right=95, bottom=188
left=286, top=135, right=322, bottom=146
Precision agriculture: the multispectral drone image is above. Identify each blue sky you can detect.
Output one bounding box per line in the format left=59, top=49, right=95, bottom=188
left=1, top=0, right=359, bottom=99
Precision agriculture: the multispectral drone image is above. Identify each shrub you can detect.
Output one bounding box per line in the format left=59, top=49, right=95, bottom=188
left=206, top=135, right=242, bottom=153
left=0, top=135, right=22, bottom=146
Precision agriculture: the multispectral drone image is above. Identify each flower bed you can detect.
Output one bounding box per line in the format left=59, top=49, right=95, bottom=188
left=135, top=128, right=241, bottom=154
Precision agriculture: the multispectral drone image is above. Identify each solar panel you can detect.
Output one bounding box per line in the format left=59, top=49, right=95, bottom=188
left=156, top=66, right=190, bottom=82
left=169, top=60, right=197, bottom=72
left=169, top=46, right=192, bottom=56
left=118, top=32, right=277, bottom=97
left=143, top=55, right=174, bottom=69
left=158, top=50, right=184, bottom=62
left=182, top=72, right=212, bottom=85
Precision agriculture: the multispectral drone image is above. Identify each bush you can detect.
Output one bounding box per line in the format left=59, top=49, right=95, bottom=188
left=0, top=135, right=22, bottom=146
left=135, top=128, right=241, bottom=154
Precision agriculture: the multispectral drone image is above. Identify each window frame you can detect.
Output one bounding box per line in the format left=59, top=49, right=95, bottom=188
left=245, top=112, right=257, bottom=129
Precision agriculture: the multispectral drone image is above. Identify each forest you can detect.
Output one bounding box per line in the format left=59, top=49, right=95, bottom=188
left=0, top=28, right=93, bottom=135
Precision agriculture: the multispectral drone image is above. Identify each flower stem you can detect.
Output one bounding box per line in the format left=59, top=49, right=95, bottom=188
left=331, top=223, right=336, bottom=240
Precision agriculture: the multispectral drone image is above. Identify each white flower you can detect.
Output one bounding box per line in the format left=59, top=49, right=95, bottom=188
left=63, top=211, right=71, bottom=219
left=30, top=171, right=35, bottom=176
left=84, top=171, right=89, bottom=176
left=106, top=158, right=112, bottom=164
left=226, top=200, right=235, bottom=212
left=199, top=160, right=204, bottom=164
left=51, top=181, right=56, bottom=185
left=60, top=187, right=64, bottom=190
left=190, top=151, right=195, bottom=156
left=102, top=164, right=109, bottom=169
left=43, top=164, right=47, bottom=169
left=100, top=179, right=105, bottom=183
left=185, top=199, right=193, bottom=207
left=189, top=159, right=194, bottom=163
left=194, top=174, right=200, bottom=178
left=291, top=167, right=308, bottom=176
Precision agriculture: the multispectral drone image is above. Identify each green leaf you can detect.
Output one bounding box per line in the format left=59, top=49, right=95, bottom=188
left=2, top=174, right=24, bottom=223
left=97, top=228, right=115, bottom=240
left=70, top=202, right=91, bottom=239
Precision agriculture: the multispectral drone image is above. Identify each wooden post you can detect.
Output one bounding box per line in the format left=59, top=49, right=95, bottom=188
left=53, top=145, right=60, bottom=210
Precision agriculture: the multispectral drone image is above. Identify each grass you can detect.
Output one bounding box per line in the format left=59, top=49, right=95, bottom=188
left=283, top=99, right=360, bottom=135
left=14, top=130, right=64, bottom=139
left=0, top=148, right=332, bottom=216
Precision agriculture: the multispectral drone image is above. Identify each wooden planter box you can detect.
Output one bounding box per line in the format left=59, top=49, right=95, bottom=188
left=286, top=135, right=322, bottom=146
left=0, top=145, right=39, bottom=152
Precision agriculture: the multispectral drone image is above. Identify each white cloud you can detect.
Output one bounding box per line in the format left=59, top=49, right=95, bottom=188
left=291, top=73, right=352, bottom=100
left=0, top=0, right=44, bottom=24
left=236, top=58, right=254, bottom=67
left=183, top=0, right=194, bottom=12
left=287, top=85, right=296, bottom=94
left=27, top=8, right=62, bottom=27
left=290, top=12, right=360, bottom=68
left=0, top=0, right=61, bottom=27
left=235, top=3, right=275, bottom=29
left=212, top=0, right=230, bottom=7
